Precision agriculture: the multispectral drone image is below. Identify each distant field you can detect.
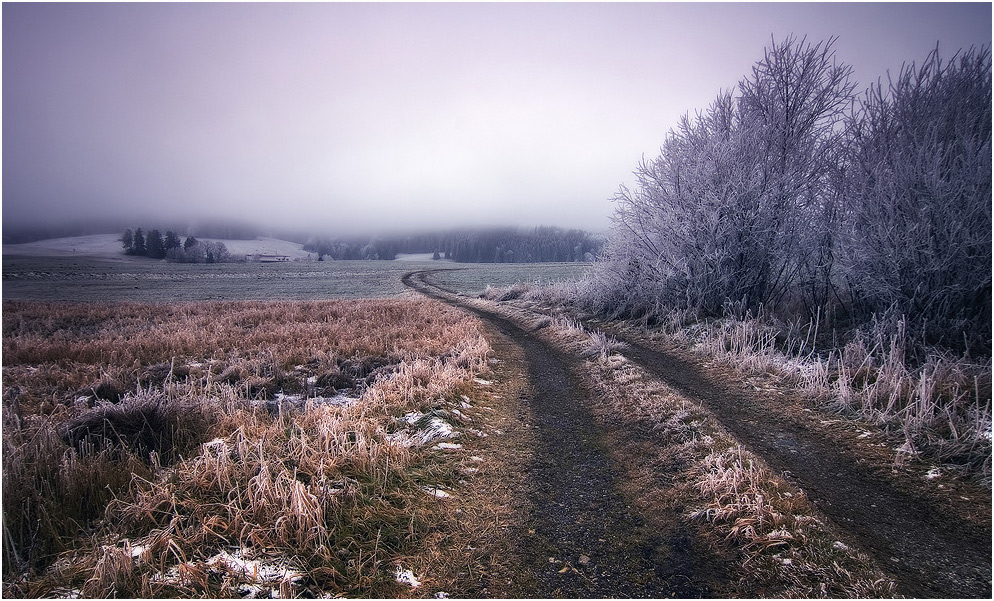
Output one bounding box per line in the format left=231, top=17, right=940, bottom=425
left=428, top=263, right=590, bottom=295
left=1, top=254, right=591, bottom=302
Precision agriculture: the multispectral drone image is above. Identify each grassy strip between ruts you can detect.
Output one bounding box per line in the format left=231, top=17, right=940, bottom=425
left=2, top=298, right=498, bottom=598
left=452, top=287, right=898, bottom=598
left=478, top=281, right=993, bottom=485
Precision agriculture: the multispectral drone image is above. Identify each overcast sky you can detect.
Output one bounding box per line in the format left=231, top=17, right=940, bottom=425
left=3, top=2, right=991, bottom=235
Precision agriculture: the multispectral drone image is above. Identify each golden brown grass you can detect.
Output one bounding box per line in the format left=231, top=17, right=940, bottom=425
left=459, top=290, right=898, bottom=597
left=2, top=298, right=491, bottom=598
left=683, top=313, right=992, bottom=482
left=481, top=283, right=993, bottom=483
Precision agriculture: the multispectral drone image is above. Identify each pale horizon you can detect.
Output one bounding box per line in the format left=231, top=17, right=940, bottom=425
left=3, top=2, right=991, bottom=236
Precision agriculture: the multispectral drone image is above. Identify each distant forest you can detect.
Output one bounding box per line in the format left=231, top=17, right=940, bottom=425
left=303, top=227, right=603, bottom=263
left=98, top=224, right=602, bottom=264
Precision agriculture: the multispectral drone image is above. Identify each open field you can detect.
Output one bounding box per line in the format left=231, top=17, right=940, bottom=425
left=2, top=254, right=590, bottom=302
left=2, top=298, right=502, bottom=597
left=6, top=254, right=988, bottom=597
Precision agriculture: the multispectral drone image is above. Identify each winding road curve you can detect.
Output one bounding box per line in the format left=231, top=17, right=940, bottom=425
left=403, top=268, right=992, bottom=599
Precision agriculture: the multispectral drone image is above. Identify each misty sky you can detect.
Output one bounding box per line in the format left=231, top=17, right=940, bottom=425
left=3, top=2, right=991, bottom=235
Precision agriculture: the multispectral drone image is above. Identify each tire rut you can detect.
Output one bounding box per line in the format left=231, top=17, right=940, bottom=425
left=604, top=335, right=991, bottom=599
left=404, top=270, right=992, bottom=598
left=403, top=270, right=712, bottom=598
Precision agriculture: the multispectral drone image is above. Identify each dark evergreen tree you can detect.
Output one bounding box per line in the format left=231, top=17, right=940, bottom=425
left=164, top=230, right=181, bottom=251
left=133, top=228, right=146, bottom=256
left=146, top=229, right=165, bottom=259
left=121, top=229, right=134, bottom=254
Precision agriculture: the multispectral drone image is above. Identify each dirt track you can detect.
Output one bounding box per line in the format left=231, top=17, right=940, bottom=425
left=405, top=271, right=717, bottom=597
left=611, top=336, right=992, bottom=599
left=403, top=269, right=992, bottom=599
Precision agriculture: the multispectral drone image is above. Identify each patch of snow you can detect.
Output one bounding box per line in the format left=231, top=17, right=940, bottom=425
left=925, top=467, right=942, bottom=480
left=424, top=487, right=451, bottom=499
left=267, top=392, right=357, bottom=409
left=433, top=442, right=463, bottom=450
left=396, top=411, right=460, bottom=445
left=832, top=541, right=850, bottom=551
left=395, top=566, right=422, bottom=587
left=204, top=437, right=229, bottom=450
left=474, top=378, right=493, bottom=385
left=203, top=549, right=305, bottom=596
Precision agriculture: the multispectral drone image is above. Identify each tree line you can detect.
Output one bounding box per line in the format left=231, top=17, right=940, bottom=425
left=582, top=37, right=991, bottom=356
left=121, top=228, right=234, bottom=263
left=303, top=226, right=604, bottom=263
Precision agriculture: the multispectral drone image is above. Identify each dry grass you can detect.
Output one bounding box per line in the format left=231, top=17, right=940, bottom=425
left=583, top=356, right=895, bottom=598
left=2, top=298, right=492, bottom=598
left=482, top=280, right=993, bottom=483
left=453, top=287, right=898, bottom=597
left=677, top=311, right=993, bottom=483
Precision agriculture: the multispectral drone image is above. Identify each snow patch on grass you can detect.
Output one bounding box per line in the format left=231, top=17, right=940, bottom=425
left=395, top=566, right=422, bottom=587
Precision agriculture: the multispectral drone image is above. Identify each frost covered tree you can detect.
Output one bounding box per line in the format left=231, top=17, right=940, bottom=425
left=736, top=36, right=855, bottom=315
left=587, top=36, right=854, bottom=319
left=842, top=45, right=992, bottom=351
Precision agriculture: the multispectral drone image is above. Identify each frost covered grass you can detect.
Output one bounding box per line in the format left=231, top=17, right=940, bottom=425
left=452, top=286, right=896, bottom=596
left=2, top=299, right=492, bottom=597
left=484, top=280, right=993, bottom=484
left=676, top=310, right=992, bottom=483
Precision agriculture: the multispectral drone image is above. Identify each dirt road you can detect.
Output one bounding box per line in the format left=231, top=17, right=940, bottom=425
left=403, top=269, right=992, bottom=598
left=611, top=336, right=992, bottom=599
left=405, top=270, right=718, bottom=597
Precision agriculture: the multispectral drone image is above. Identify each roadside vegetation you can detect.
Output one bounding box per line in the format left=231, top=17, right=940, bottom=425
left=482, top=37, right=992, bottom=484
left=2, top=299, right=494, bottom=597
left=426, top=283, right=897, bottom=597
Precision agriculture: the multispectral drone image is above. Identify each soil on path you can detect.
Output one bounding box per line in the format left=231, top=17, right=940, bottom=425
left=403, top=270, right=720, bottom=598
left=605, top=334, right=992, bottom=599
left=406, top=269, right=992, bottom=599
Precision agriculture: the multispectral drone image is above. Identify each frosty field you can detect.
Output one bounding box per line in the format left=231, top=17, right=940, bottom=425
left=1, top=254, right=591, bottom=302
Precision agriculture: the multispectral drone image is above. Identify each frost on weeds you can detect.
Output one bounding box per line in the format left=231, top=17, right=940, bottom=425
left=390, top=411, right=461, bottom=446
